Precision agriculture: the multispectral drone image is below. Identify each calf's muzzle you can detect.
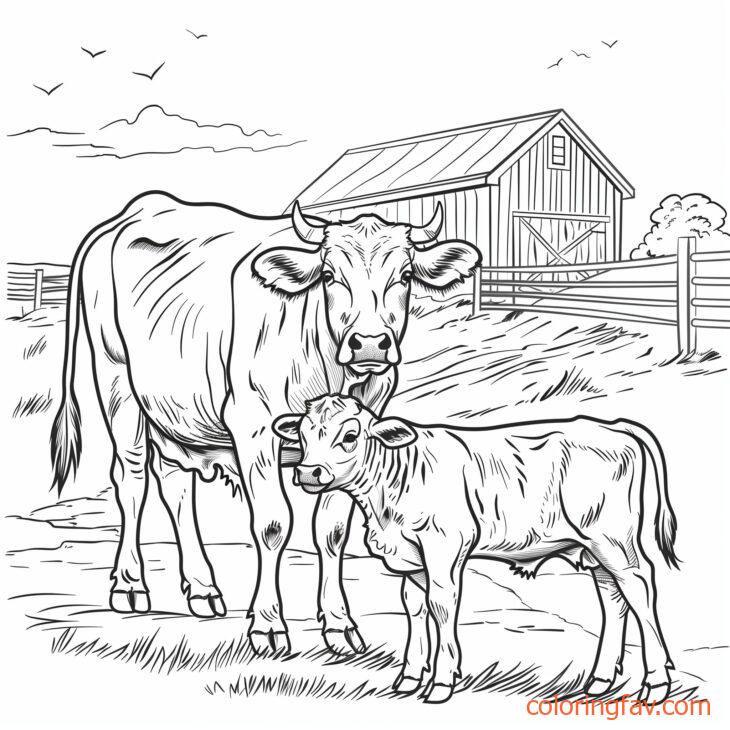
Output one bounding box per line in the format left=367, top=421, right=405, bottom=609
left=294, top=464, right=334, bottom=493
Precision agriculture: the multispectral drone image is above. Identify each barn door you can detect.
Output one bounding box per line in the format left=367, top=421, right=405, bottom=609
left=512, top=213, right=609, bottom=284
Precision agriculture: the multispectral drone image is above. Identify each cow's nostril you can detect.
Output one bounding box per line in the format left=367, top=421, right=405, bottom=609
left=378, top=334, right=392, bottom=351
left=312, top=467, right=322, bottom=480
left=348, top=333, right=363, bottom=351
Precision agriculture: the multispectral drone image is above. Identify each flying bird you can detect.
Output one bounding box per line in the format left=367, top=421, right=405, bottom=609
left=571, top=49, right=591, bottom=59
left=33, top=82, right=63, bottom=96
left=547, top=57, right=563, bottom=69
left=132, top=62, right=165, bottom=80
left=186, top=29, right=208, bottom=39
left=602, top=39, right=619, bottom=48
left=82, top=46, right=107, bottom=58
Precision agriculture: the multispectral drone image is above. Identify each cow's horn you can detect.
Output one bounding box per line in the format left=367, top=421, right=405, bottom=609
left=292, top=201, right=327, bottom=244
left=409, top=203, right=443, bottom=245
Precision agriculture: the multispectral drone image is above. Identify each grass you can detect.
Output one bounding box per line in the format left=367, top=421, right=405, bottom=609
left=12, top=390, right=53, bottom=418
left=22, top=335, right=47, bottom=360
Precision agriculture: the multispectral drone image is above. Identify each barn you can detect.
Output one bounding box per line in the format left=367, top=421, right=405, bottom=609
left=289, top=109, right=634, bottom=305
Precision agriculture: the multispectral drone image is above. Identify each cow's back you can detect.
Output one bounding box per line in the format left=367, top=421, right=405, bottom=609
left=82, top=192, right=297, bottom=465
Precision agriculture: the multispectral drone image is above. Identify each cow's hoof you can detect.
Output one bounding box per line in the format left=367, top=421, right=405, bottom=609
left=638, top=682, right=670, bottom=704
left=189, top=596, right=227, bottom=618
left=585, top=676, right=614, bottom=696
left=393, top=674, right=421, bottom=694
left=324, top=627, right=367, bottom=655
left=249, top=630, right=291, bottom=656
left=110, top=590, right=150, bottom=614
left=423, top=682, right=453, bottom=704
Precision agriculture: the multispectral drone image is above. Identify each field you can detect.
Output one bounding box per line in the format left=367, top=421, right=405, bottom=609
left=2, top=296, right=728, bottom=724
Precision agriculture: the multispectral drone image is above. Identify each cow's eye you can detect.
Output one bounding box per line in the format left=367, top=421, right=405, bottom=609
left=322, top=270, right=335, bottom=285
left=401, top=271, right=413, bottom=285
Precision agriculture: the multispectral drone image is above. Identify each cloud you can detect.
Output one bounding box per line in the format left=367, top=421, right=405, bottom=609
left=7, top=105, right=305, bottom=159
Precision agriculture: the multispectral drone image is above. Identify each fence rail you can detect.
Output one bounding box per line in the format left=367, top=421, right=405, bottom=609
left=7, top=262, right=70, bottom=309
left=474, top=237, right=730, bottom=355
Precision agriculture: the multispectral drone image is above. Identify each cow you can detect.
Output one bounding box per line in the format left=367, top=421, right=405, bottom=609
left=50, top=191, right=480, bottom=656
left=273, top=395, right=679, bottom=703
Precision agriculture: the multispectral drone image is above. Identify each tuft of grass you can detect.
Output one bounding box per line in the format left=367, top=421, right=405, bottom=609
left=205, top=673, right=395, bottom=700
left=12, top=391, right=53, bottom=418
left=50, top=627, right=401, bottom=677
left=534, top=367, right=602, bottom=402
left=23, top=335, right=47, bottom=359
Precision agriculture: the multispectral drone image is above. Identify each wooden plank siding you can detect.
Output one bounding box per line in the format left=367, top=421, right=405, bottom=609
left=495, top=123, right=620, bottom=270
left=319, top=123, right=623, bottom=277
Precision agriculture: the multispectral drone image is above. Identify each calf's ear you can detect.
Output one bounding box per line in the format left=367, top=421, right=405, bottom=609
left=252, top=248, right=323, bottom=295
left=412, top=240, right=481, bottom=290
left=272, top=414, right=304, bottom=441
left=370, top=418, right=417, bottom=448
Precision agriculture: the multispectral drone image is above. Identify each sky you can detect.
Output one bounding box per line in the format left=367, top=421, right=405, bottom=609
left=1, top=0, right=728, bottom=262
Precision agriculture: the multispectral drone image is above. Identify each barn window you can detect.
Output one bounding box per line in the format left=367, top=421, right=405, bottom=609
left=549, top=134, right=569, bottom=170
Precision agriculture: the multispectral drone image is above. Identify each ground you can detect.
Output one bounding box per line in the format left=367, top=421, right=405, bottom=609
left=2, top=295, right=728, bottom=722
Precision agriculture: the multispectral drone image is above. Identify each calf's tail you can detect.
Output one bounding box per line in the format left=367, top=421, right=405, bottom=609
left=622, top=422, right=679, bottom=569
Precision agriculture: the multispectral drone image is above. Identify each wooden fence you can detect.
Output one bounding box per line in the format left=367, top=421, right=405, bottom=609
left=7, top=262, right=71, bottom=310
left=473, top=236, right=730, bottom=355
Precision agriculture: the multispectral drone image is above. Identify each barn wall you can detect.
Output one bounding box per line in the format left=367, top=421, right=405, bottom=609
left=495, top=122, right=621, bottom=267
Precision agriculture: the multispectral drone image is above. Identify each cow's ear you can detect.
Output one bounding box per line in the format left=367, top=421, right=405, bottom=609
left=272, top=414, right=304, bottom=441
left=412, top=241, right=481, bottom=290
left=370, top=418, right=417, bottom=449
left=252, top=248, right=323, bottom=295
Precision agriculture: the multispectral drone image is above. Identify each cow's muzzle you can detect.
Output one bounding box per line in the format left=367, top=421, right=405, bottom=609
left=294, top=464, right=334, bottom=494
left=338, top=331, right=400, bottom=374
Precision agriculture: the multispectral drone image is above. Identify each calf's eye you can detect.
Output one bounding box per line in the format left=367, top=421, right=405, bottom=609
left=342, top=432, right=357, bottom=444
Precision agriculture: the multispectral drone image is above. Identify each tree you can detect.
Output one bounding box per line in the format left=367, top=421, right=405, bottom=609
left=630, top=193, right=730, bottom=259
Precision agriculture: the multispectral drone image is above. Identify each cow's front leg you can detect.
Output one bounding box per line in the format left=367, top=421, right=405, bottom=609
left=313, top=490, right=366, bottom=654
left=230, top=424, right=292, bottom=654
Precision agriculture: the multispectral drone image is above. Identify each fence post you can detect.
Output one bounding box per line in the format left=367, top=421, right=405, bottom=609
left=33, top=268, right=44, bottom=310
left=676, top=236, right=697, bottom=356
left=472, top=266, right=482, bottom=315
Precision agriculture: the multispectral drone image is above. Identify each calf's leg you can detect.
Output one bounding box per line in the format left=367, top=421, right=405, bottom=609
left=590, top=540, right=672, bottom=703
left=393, top=572, right=430, bottom=693
left=313, top=490, right=366, bottom=654
left=586, top=566, right=628, bottom=694
left=151, top=453, right=225, bottom=617
left=420, top=539, right=471, bottom=703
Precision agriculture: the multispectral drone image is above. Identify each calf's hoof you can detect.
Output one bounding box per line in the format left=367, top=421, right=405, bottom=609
left=324, top=627, right=367, bottom=655
left=585, top=676, right=614, bottom=696
left=638, top=682, right=670, bottom=704
left=249, top=630, right=291, bottom=656
left=393, top=674, right=422, bottom=694
left=110, top=590, right=150, bottom=614
left=423, top=682, right=454, bottom=704
left=189, top=595, right=227, bottom=618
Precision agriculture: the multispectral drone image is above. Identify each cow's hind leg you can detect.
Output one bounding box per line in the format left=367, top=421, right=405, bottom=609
left=585, top=566, right=629, bottom=695
left=93, top=364, right=151, bottom=614
left=313, top=490, right=366, bottom=654
left=150, top=452, right=225, bottom=617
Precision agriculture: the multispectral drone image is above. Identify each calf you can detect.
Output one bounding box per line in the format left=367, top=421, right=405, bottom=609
left=273, top=395, right=678, bottom=704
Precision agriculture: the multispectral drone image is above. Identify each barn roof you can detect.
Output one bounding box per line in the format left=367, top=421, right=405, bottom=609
left=291, top=110, right=634, bottom=213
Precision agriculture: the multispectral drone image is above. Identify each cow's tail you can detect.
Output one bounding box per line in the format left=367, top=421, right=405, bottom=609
left=621, top=422, right=680, bottom=569
left=50, top=230, right=93, bottom=493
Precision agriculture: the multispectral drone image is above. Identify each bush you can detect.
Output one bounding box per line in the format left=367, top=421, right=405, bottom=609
left=630, top=193, right=730, bottom=259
